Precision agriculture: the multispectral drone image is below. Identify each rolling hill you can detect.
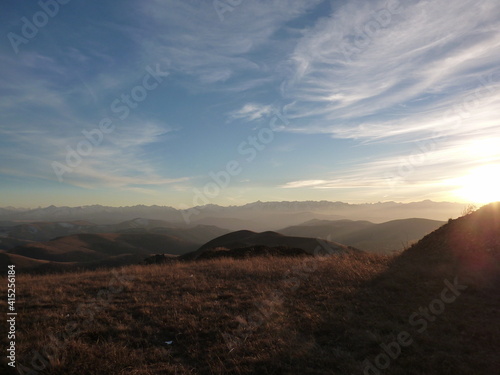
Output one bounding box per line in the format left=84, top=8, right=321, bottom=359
left=0, top=250, right=55, bottom=270
left=0, top=220, right=96, bottom=242
left=0, top=236, right=34, bottom=250
left=4, top=233, right=199, bottom=272
left=189, top=245, right=312, bottom=261
left=148, top=225, right=231, bottom=244
left=0, top=219, right=230, bottom=248
left=182, top=230, right=360, bottom=260
left=279, top=218, right=445, bottom=253
left=278, top=219, right=374, bottom=240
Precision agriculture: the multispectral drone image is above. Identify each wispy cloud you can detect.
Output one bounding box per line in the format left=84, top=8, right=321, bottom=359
left=228, top=103, right=274, bottom=122
left=282, top=0, right=500, bottom=141
left=0, top=38, right=184, bottom=192
left=286, top=85, right=500, bottom=143
left=0, top=114, right=188, bottom=191
left=272, top=0, right=500, bottom=201
left=282, top=179, right=329, bottom=188
left=135, top=0, right=323, bottom=91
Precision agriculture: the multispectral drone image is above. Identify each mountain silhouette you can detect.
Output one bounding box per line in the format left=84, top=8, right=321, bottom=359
left=182, top=230, right=360, bottom=260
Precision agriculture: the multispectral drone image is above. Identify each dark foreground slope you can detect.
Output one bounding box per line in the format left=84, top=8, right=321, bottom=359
left=0, top=204, right=498, bottom=374
left=398, top=202, right=500, bottom=284
left=338, top=202, right=500, bottom=375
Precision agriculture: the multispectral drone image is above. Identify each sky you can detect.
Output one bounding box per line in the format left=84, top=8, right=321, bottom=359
left=1, top=0, right=499, bottom=209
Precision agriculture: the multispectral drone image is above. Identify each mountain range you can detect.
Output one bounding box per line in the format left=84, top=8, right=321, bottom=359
left=0, top=215, right=450, bottom=272
left=0, top=200, right=466, bottom=231
left=0, top=200, right=476, bottom=273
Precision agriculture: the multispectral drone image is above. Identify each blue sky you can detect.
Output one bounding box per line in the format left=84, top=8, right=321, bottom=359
left=1, top=0, right=499, bottom=208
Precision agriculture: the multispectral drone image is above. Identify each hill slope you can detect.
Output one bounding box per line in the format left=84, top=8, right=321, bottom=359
left=6, top=233, right=199, bottom=271
left=183, top=230, right=360, bottom=260
left=279, top=218, right=445, bottom=253
left=0, top=220, right=96, bottom=242
left=0, top=219, right=230, bottom=243
left=397, top=202, right=500, bottom=285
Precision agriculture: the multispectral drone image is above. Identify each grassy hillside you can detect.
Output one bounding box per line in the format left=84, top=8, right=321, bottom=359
left=340, top=218, right=446, bottom=253
left=1, top=221, right=96, bottom=242
left=0, top=237, right=34, bottom=251
left=0, top=219, right=230, bottom=244
left=4, top=233, right=199, bottom=272
left=185, top=245, right=312, bottom=261
left=278, top=219, right=374, bottom=240
left=149, top=225, right=231, bottom=244
left=0, top=204, right=497, bottom=374
left=184, top=230, right=358, bottom=260
left=0, top=251, right=55, bottom=270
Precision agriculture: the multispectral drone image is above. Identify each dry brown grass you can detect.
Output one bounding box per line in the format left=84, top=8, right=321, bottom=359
left=0, top=250, right=498, bottom=374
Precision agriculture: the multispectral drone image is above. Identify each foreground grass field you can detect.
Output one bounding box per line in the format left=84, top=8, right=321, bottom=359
left=1, top=248, right=498, bottom=374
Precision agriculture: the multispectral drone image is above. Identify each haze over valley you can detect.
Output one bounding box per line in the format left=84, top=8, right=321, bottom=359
left=0, top=200, right=459, bottom=272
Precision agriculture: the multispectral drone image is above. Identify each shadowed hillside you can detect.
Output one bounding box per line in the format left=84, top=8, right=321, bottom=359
left=397, top=202, right=500, bottom=285
left=0, top=237, right=34, bottom=250
left=2, top=233, right=199, bottom=272
left=279, top=218, right=445, bottom=253
left=0, top=219, right=230, bottom=244
left=191, top=245, right=312, bottom=261
left=148, top=225, right=231, bottom=244
left=331, top=202, right=500, bottom=374
left=278, top=219, right=373, bottom=238
left=182, top=230, right=359, bottom=260
left=0, top=220, right=96, bottom=242
left=0, top=223, right=231, bottom=273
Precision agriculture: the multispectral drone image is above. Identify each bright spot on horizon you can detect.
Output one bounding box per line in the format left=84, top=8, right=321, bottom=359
left=454, top=164, right=500, bottom=204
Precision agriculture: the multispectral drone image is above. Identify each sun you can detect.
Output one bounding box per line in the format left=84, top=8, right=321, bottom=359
left=454, top=164, right=500, bottom=204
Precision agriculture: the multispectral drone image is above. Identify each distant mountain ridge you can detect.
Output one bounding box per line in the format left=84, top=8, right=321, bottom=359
left=0, top=200, right=466, bottom=231
left=0, top=219, right=230, bottom=248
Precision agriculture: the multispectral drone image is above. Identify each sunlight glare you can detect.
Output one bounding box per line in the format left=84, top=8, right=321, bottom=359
left=454, top=164, right=500, bottom=204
